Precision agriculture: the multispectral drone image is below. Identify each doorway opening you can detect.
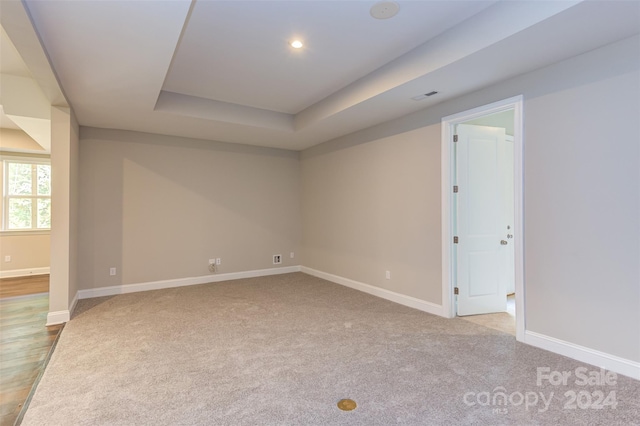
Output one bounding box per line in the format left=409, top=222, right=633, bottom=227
left=441, top=96, right=524, bottom=341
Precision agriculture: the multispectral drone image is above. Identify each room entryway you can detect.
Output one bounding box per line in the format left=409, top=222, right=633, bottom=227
left=460, top=294, right=516, bottom=335
left=441, top=96, right=524, bottom=340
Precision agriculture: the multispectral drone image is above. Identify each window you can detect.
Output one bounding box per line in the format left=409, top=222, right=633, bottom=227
left=2, top=158, right=51, bottom=231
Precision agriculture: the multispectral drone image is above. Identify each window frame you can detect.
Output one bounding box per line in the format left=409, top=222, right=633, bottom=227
left=1, top=155, right=52, bottom=233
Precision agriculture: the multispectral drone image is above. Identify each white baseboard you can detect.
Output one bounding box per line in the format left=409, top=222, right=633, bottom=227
left=525, top=331, right=640, bottom=381
left=301, top=266, right=445, bottom=317
left=44, top=292, right=81, bottom=326
left=46, top=310, right=70, bottom=326
left=78, top=266, right=302, bottom=300
left=69, top=291, right=78, bottom=317
left=0, top=267, right=49, bottom=279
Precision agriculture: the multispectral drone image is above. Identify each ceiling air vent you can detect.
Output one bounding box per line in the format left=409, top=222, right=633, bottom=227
left=411, top=91, right=439, bottom=101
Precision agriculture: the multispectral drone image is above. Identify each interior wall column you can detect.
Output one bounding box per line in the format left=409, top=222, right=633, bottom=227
left=48, top=106, right=73, bottom=324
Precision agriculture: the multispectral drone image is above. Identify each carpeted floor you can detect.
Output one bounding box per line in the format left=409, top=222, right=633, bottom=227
left=460, top=294, right=516, bottom=336
left=21, top=273, right=640, bottom=425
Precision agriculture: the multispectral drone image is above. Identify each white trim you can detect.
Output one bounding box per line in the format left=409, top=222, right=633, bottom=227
left=69, top=291, right=78, bottom=317
left=440, top=95, right=525, bottom=341
left=2, top=157, right=52, bottom=232
left=0, top=266, right=50, bottom=279
left=301, top=267, right=445, bottom=317
left=46, top=310, right=70, bottom=326
left=512, top=98, right=525, bottom=342
left=0, top=229, right=50, bottom=236
left=440, top=114, right=455, bottom=319
left=77, top=266, right=302, bottom=300
left=0, top=153, right=51, bottom=163
left=525, top=331, right=640, bottom=381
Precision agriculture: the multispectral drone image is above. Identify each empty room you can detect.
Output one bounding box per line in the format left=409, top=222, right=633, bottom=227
left=1, top=1, right=639, bottom=425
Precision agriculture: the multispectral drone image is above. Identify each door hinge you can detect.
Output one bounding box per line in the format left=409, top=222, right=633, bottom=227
left=454, top=287, right=459, bottom=295
left=453, top=185, right=459, bottom=193
left=453, top=135, right=458, bottom=142
left=453, top=236, right=459, bottom=244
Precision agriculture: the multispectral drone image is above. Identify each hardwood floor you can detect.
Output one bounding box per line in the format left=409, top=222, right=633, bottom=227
left=0, top=276, right=49, bottom=300
left=0, top=275, right=62, bottom=426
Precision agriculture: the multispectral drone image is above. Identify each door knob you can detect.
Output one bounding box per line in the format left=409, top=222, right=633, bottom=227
left=500, top=240, right=508, bottom=245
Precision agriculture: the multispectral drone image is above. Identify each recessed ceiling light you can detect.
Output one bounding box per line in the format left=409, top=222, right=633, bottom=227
left=290, top=40, right=303, bottom=49
left=370, top=1, right=400, bottom=20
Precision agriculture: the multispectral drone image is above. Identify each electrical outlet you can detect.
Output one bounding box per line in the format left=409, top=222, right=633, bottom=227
left=4, top=255, right=10, bottom=262
left=273, top=254, right=282, bottom=265
left=110, top=267, right=116, bottom=276
left=290, top=252, right=294, bottom=259
left=385, top=270, right=391, bottom=279
left=216, top=258, right=221, bottom=265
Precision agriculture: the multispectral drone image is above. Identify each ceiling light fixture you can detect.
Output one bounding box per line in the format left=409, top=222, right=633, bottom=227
left=370, top=1, right=400, bottom=20
left=290, top=40, right=303, bottom=49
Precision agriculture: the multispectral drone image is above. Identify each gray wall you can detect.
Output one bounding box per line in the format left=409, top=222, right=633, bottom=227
left=78, top=128, right=301, bottom=290
left=76, top=35, right=639, bottom=364
left=302, top=125, right=442, bottom=303
left=300, top=35, right=640, bottom=362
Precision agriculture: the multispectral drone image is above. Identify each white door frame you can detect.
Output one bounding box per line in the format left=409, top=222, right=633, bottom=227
left=440, top=95, right=525, bottom=342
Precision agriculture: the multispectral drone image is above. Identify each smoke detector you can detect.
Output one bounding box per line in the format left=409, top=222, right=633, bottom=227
left=370, top=1, right=400, bottom=20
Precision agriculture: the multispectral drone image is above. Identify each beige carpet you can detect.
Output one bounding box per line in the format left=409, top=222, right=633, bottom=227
left=460, top=294, right=516, bottom=336
left=21, top=273, right=639, bottom=425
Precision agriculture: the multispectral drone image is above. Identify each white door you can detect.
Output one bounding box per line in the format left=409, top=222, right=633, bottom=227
left=455, top=124, right=509, bottom=316
left=503, top=137, right=515, bottom=295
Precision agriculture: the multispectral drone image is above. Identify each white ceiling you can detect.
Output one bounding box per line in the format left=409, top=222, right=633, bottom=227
left=12, top=0, right=640, bottom=151
left=0, top=106, right=20, bottom=130
left=164, top=0, right=496, bottom=114
left=0, top=28, right=30, bottom=130
left=0, top=27, right=32, bottom=79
